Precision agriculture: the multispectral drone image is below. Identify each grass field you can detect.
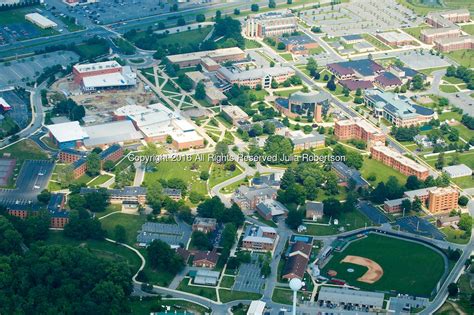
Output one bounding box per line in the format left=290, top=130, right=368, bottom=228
left=446, top=49, right=474, bottom=68
left=128, top=26, right=212, bottom=50
left=88, top=174, right=113, bottom=187
left=177, top=279, right=217, bottom=301
left=441, top=227, right=470, bottom=245
left=461, top=24, right=474, bottom=36
left=322, top=233, right=446, bottom=297
left=360, top=157, right=408, bottom=185
left=208, top=163, right=242, bottom=189
left=273, top=87, right=303, bottom=97
left=439, top=84, right=459, bottom=93
left=100, top=213, right=146, bottom=246
left=0, top=139, right=49, bottom=161
left=244, top=39, right=262, bottom=49
left=304, top=210, right=373, bottom=236
left=218, top=289, right=262, bottom=303
left=144, top=153, right=212, bottom=195
left=402, top=24, right=430, bottom=40
left=272, top=288, right=311, bottom=305
left=219, top=276, right=235, bottom=288
left=130, top=297, right=210, bottom=315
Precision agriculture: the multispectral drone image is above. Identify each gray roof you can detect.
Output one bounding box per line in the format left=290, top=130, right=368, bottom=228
left=256, top=199, right=288, bottom=217
left=291, top=132, right=325, bottom=145
left=443, top=164, right=472, bottom=178
left=403, top=187, right=436, bottom=200
left=237, top=185, right=277, bottom=200
left=384, top=197, right=409, bottom=207
left=318, top=286, right=384, bottom=308
left=80, top=186, right=146, bottom=197
left=278, top=34, right=315, bottom=46
left=289, top=90, right=329, bottom=104
left=82, top=120, right=142, bottom=147
left=306, top=201, right=323, bottom=213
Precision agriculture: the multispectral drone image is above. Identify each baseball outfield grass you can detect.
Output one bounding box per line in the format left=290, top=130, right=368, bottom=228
left=322, top=233, right=446, bottom=297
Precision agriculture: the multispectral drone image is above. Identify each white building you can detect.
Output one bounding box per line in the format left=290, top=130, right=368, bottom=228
left=443, top=164, right=472, bottom=178
left=247, top=300, right=266, bottom=315
left=25, top=13, right=57, bottom=29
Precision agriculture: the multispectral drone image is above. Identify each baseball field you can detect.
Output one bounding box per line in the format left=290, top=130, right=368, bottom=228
left=322, top=233, right=446, bottom=297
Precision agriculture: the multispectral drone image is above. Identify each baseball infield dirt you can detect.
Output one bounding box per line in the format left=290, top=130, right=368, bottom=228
left=341, top=255, right=384, bottom=284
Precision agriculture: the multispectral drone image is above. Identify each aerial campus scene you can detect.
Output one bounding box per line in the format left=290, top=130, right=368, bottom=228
left=1, top=0, right=474, bottom=314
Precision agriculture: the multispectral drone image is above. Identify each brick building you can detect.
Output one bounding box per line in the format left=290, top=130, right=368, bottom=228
left=427, top=186, right=459, bottom=213
left=370, top=144, right=429, bottom=180
left=245, top=10, right=297, bottom=38
left=242, top=225, right=277, bottom=251
left=334, top=118, right=385, bottom=147
left=192, top=217, right=217, bottom=234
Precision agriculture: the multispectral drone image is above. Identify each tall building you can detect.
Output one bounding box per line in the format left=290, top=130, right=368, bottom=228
left=245, top=10, right=297, bottom=38
left=428, top=187, right=459, bottom=213
left=370, top=144, right=429, bottom=180
left=334, top=118, right=385, bottom=147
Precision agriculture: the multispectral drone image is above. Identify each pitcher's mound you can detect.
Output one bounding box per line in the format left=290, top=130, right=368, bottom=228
left=341, top=255, right=383, bottom=284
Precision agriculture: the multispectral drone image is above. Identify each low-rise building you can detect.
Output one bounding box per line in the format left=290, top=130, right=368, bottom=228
left=282, top=241, right=312, bottom=280
left=374, top=72, right=403, bottom=90
left=305, top=201, right=324, bottom=220
left=163, top=188, right=182, bottom=201
left=383, top=197, right=410, bottom=213
left=340, top=34, right=364, bottom=44
left=193, top=269, right=220, bottom=286
left=217, top=66, right=295, bottom=89
left=278, top=34, right=319, bottom=55
left=332, top=161, right=368, bottom=189
left=376, top=31, right=415, bottom=46
left=25, top=13, right=57, bottom=29
left=256, top=199, right=288, bottom=220
left=435, top=35, right=474, bottom=52
left=437, top=215, right=460, bottom=227
left=192, top=217, right=217, bottom=234
left=317, top=287, right=384, bottom=311
left=443, top=164, right=472, bottom=178
left=274, top=90, right=329, bottom=122
left=286, top=130, right=325, bottom=151
left=58, top=148, right=87, bottom=163
left=167, top=47, right=245, bottom=68
left=80, top=186, right=147, bottom=205
left=327, top=59, right=384, bottom=80
left=221, top=105, right=249, bottom=126
left=364, top=89, right=435, bottom=127
left=192, top=250, right=219, bottom=268
left=245, top=10, right=297, bottom=38
left=370, top=144, right=429, bottom=180
left=242, top=225, right=277, bottom=251
left=334, top=118, right=385, bottom=147
left=99, top=144, right=124, bottom=166
left=232, top=184, right=278, bottom=211
left=247, top=300, right=266, bottom=315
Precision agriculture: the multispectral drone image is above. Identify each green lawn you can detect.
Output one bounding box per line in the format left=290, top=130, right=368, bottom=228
left=362, top=34, right=391, bottom=50
left=397, top=0, right=443, bottom=15
left=208, top=163, right=242, bottom=189
left=273, top=87, right=303, bottom=98
left=441, top=227, right=470, bottom=245
left=46, top=231, right=141, bottom=274
left=322, top=233, right=446, bottom=297
left=244, top=39, right=262, bottom=49
left=419, top=67, right=449, bottom=76
left=271, top=288, right=311, bottom=305
left=303, top=210, right=373, bottom=236
left=309, top=46, right=325, bottom=55
left=100, top=213, right=146, bottom=246
left=452, top=176, right=474, bottom=189
left=144, top=153, right=211, bottom=195
left=446, top=49, right=474, bottom=68
left=279, top=53, right=293, bottom=61
left=58, top=15, right=85, bottom=32
left=219, top=276, right=235, bottom=288
left=130, top=297, right=211, bottom=315
left=442, top=75, right=465, bottom=85
left=439, top=84, right=459, bottom=93
left=360, top=157, right=408, bottom=185
left=177, top=279, right=217, bottom=301
left=74, top=42, right=109, bottom=60
left=129, top=26, right=212, bottom=50
left=451, top=124, right=473, bottom=141
left=218, top=289, right=262, bottom=303
left=401, top=24, right=430, bottom=40
left=0, top=139, right=49, bottom=162
left=88, top=174, right=113, bottom=187
left=438, top=111, right=463, bottom=122
left=461, top=24, right=474, bottom=35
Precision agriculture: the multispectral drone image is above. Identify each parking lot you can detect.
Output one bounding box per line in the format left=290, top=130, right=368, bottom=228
left=56, top=0, right=171, bottom=25
left=395, top=216, right=446, bottom=240
left=232, top=253, right=265, bottom=294
left=398, top=50, right=452, bottom=70
left=0, top=51, right=79, bottom=88
left=300, top=0, right=421, bottom=37
left=0, top=160, right=54, bottom=205
left=0, top=89, right=29, bottom=129
left=137, top=220, right=192, bottom=247
left=358, top=201, right=391, bottom=225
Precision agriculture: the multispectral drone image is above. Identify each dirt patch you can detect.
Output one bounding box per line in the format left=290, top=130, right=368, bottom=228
left=341, top=255, right=383, bottom=284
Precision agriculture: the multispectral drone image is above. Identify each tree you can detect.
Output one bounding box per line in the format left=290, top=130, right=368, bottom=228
left=385, top=176, right=403, bottom=199
left=268, top=0, right=276, bottom=8
left=458, top=195, right=469, bottom=206
left=215, top=142, right=229, bottom=161
left=277, top=42, right=286, bottom=50
left=251, top=3, right=259, bottom=11
left=448, top=283, right=458, bottom=297
left=234, top=8, right=240, bottom=15
left=114, top=225, right=127, bottom=243
left=287, top=0, right=293, bottom=4
left=146, top=181, right=163, bottom=213
left=103, top=160, right=115, bottom=172
left=323, top=198, right=341, bottom=217
left=191, top=231, right=212, bottom=250
left=412, top=197, right=423, bottom=212
left=410, top=74, right=424, bottom=90
left=263, top=135, right=294, bottom=165
left=215, top=10, right=222, bottom=20
left=200, top=171, right=209, bottom=181
left=195, top=81, right=206, bottom=100
left=435, top=152, right=445, bottom=170
left=177, top=18, right=186, bottom=26
left=196, top=14, right=205, bottom=23
left=64, top=209, right=106, bottom=240
left=261, top=260, right=271, bottom=277
left=70, top=105, right=85, bottom=121
left=37, top=189, right=51, bottom=204
left=0, top=216, right=23, bottom=255
left=371, top=182, right=386, bottom=204
left=405, top=175, right=421, bottom=190
left=326, top=76, right=337, bottom=91
left=86, top=153, right=101, bottom=176
left=147, top=239, right=184, bottom=274
left=401, top=199, right=412, bottom=216
left=458, top=214, right=472, bottom=234
left=306, top=57, right=318, bottom=77
left=84, top=190, right=109, bottom=212
left=285, top=209, right=304, bottom=229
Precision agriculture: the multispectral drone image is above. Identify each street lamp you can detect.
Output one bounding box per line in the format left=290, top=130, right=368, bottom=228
left=289, top=278, right=302, bottom=315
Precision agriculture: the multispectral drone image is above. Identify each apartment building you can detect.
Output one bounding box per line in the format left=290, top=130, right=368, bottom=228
left=370, top=144, right=429, bottom=180
left=334, top=118, right=385, bottom=147
left=232, top=185, right=278, bottom=211
left=428, top=186, right=459, bottom=213
left=420, top=27, right=462, bottom=44
left=217, top=66, right=295, bottom=89
left=245, top=10, right=297, bottom=38
left=426, top=9, right=470, bottom=28
left=435, top=36, right=474, bottom=52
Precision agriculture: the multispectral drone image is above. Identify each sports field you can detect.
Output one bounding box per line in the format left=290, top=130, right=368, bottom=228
left=322, top=233, right=446, bottom=297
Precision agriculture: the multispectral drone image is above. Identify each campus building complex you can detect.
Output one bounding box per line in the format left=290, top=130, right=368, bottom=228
left=282, top=241, right=312, bottom=280
left=166, top=47, right=245, bottom=68
left=73, top=61, right=137, bottom=91
left=421, top=9, right=472, bottom=52
left=242, top=225, right=278, bottom=251
left=364, top=89, right=436, bottom=127
left=245, top=10, right=297, bottom=38
left=217, top=66, right=295, bottom=89
left=370, top=144, right=429, bottom=180
left=334, top=118, right=385, bottom=147
left=277, top=34, right=319, bottom=55
left=376, top=31, right=415, bottom=47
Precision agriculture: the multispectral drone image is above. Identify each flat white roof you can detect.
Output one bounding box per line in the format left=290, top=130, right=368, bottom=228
left=25, top=13, right=57, bottom=28
left=172, top=119, right=195, bottom=132
left=443, top=164, right=472, bottom=178
left=82, top=72, right=135, bottom=89
left=82, top=120, right=142, bottom=147
left=48, top=121, right=88, bottom=143
left=171, top=130, right=203, bottom=143
left=167, top=47, right=244, bottom=63
left=247, top=300, right=266, bottom=315
left=74, top=61, right=121, bottom=73
left=0, top=97, right=11, bottom=109
left=378, top=31, right=414, bottom=43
